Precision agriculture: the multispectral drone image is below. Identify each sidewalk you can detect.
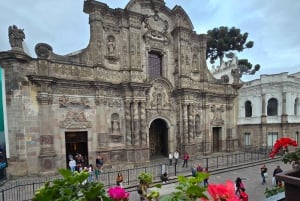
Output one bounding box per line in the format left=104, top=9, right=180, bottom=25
left=129, top=160, right=291, bottom=201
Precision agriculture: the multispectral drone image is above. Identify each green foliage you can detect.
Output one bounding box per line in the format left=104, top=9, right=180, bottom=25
left=282, top=148, right=300, bottom=164
left=265, top=186, right=285, bottom=198
left=238, top=59, right=260, bottom=75
left=138, top=172, right=153, bottom=185
left=206, top=26, right=254, bottom=65
left=160, top=173, right=209, bottom=201
left=32, top=169, right=111, bottom=201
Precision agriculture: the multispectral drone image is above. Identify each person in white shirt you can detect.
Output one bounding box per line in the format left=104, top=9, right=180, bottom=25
left=168, top=152, right=173, bottom=165
left=173, top=150, right=179, bottom=166
left=69, top=158, right=76, bottom=173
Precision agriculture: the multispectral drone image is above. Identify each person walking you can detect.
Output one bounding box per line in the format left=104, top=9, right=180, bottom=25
left=168, top=152, right=173, bottom=166
left=116, top=172, right=124, bottom=188
left=260, top=164, right=268, bottom=184
left=203, top=167, right=209, bottom=187
left=174, top=150, right=179, bottom=166
left=235, top=177, right=245, bottom=197
left=272, top=165, right=283, bottom=186
left=88, top=164, right=94, bottom=183
left=182, top=152, right=190, bottom=168
left=96, top=155, right=104, bottom=170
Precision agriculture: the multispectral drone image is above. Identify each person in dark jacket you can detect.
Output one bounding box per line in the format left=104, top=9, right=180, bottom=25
left=273, top=165, right=283, bottom=186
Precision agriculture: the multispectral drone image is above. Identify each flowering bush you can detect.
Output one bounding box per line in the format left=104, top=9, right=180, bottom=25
left=269, top=137, right=299, bottom=164
left=108, top=186, right=129, bottom=201
left=202, top=180, right=240, bottom=201
left=33, top=169, right=241, bottom=201
left=159, top=172, right=240, bottom=201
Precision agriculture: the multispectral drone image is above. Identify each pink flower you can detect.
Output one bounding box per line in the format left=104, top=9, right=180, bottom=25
left=202, top=180, right=240, bottom=201
left=108, top=186, right=130, bottom=201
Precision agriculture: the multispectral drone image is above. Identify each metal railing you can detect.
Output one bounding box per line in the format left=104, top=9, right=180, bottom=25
left=0, top=150, right=271, bottom=201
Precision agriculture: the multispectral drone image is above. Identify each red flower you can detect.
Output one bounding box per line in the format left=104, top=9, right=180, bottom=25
left=201, top=180, right=240, bottom=201
left=108, top=186, right=130, bottom=201
left=269, top=137, right=298, bottom=158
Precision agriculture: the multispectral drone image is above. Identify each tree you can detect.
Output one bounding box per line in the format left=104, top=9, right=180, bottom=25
left=206, top=26, right=254, bottom=65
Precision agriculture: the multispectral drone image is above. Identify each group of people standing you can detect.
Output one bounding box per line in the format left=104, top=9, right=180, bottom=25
left=68, top=154, right=105, bottom=182
left=168, top=150, right=190, bottom=168
left=191, top=163, right=209, bottom=186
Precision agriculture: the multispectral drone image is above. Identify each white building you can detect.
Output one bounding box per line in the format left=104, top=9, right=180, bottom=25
left=237, top=72, right=300, bottom=148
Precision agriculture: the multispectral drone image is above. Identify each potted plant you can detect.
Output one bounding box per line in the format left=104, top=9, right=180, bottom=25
left=269, top=137, right=300, bottom=200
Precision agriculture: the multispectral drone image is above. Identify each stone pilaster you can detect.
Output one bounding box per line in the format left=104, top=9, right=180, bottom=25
left=140, top=101, right=147, bottom=147
left=282, top=92, right=288, bottom=123
left=188, top=104, right=193, bottom=143
left=37, top=91, right=56, bottom=173
left=261, top=94, right=267, bottom=123
left=183, top=103, right=188, bottom=144
left=133, top=101, right=140, bottom=146
left=125, top=100, right=132, bottom=146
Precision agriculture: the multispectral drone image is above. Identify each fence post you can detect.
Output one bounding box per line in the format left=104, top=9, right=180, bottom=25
left=1, top=189, right=4, bottom=201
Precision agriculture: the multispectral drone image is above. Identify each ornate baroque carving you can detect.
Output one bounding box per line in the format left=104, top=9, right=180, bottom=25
left=58, top=95, right=91, bottom=108
left=35, top=43, right=53, bottom=58
left=60, top=110, right=92, bottom=128
left=148, top=79, right=171, bottom=110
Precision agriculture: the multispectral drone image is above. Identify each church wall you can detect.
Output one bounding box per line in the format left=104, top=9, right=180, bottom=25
left=0, top=0, right=241, bottom=177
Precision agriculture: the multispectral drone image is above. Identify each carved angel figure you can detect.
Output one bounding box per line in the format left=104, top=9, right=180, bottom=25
left=8, top=25, right=25, bottom=48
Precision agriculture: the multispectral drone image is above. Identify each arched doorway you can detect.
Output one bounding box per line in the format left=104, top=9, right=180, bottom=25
left=149, top=119, right=168, bottom=158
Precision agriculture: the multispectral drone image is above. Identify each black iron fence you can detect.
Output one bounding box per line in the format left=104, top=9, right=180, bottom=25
left=0, top=150, right=271, bottom=201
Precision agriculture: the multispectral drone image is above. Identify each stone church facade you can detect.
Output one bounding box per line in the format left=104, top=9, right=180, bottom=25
left=0, top=0, right=241, bottom=176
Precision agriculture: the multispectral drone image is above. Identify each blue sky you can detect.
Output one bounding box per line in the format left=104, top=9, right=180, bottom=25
left=1, top=0, right=300, bottom=81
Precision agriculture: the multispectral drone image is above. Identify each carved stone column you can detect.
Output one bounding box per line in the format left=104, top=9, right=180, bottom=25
left=133, top=100, right=140, bottom=146
left=188, top=104, right=194, bottom=143
left=140, top=101, right=147, bottom=147
left=124, top=100, right=132, bottom=146
left=183, top=103, right=188, bottom=144
left=37, top=91, right=56, bottom=173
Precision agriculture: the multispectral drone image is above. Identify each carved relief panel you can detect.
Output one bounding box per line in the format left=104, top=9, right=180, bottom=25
left=148, top=79, right=172, bottom=111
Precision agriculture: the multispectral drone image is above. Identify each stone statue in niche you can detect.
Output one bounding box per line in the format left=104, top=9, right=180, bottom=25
left=8, top=25, right=25, bottom=49
left=111, top=113, right=120, bottom=134
left=157, top=93, right=162, bottom=109
left=107, top=35, right=116, bottom=56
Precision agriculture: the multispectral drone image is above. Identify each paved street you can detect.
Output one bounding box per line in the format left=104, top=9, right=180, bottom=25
left=128, top=160, right=291, bottom=201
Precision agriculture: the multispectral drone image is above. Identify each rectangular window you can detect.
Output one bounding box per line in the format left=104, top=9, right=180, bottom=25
left=244, top=132, right=251, bottom=146
left=148, top=51, right=162, bottom=80
left=267, top=132, right=278, bottom=147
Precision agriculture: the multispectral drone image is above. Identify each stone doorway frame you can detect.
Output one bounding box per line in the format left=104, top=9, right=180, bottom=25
left=212, top=127, right=222, bottom=152
left=65, top=131, right=88, bottom=169
left=148, top=117, right=171, bottom=158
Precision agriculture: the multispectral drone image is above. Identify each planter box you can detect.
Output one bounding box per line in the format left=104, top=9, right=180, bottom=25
left=276, top=168, right=300, bottom=201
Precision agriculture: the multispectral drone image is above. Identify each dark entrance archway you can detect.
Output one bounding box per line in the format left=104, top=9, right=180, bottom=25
left=149, top=119, right=168, bottom=158
left=65, top=131, right=88, bottom=169
left=212, top=127, right=221, bottom=152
